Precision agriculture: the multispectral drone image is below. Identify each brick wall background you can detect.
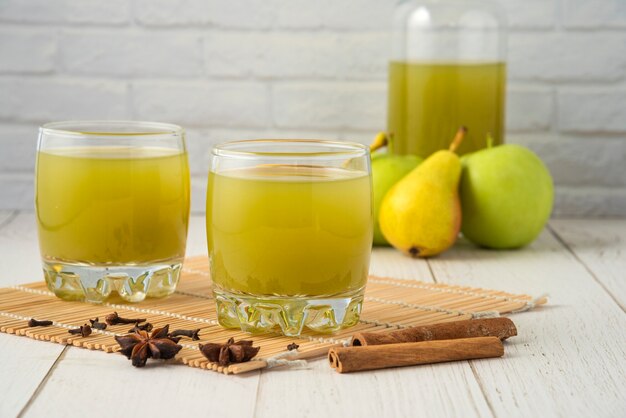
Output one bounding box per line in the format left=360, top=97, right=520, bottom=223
left=0, top=0, right=625, bottom=215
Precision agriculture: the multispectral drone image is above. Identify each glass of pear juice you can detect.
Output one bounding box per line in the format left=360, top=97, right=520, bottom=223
left=387, top=61, right=506, bottom=157
left=36, top=121, right=190, bottom=303
left=206, top=140, right=373, bottom=336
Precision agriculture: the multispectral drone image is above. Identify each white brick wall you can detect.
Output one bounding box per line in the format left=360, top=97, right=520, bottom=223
left=0, top=0, right=625, bottom=216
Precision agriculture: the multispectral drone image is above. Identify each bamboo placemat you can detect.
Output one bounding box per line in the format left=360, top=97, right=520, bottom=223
left=0, top=256, right=546, bottom=375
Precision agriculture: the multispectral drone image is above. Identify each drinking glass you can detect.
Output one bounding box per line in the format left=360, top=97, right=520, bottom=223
left=36, top=121, right=190, bottom=303
left=206, top=140, right=372, bottom=336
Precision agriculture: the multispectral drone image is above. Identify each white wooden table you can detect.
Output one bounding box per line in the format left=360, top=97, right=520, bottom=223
left=0, top=211, right=624, bottom=418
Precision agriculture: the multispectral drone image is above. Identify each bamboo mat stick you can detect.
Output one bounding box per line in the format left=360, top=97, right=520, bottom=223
left=0, top=256, right=546, bottom=375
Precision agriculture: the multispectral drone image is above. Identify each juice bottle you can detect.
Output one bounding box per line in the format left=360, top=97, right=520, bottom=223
left=388, top=61, right=506, bottom=157
left=389, top=0, right=507, bottom=157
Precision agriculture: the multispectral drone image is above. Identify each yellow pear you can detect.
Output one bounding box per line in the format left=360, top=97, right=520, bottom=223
left=379, top=127, right=466, bottom=257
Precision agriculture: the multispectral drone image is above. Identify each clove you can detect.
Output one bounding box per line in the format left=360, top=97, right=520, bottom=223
left=169, top=329, right=200, bottom=341
left=28, top=318, right=53, bottom=327
left=287, top=342, right=300, bottom=351
left=68, top=324, right=92, bottom=337
left=105, top=312, right=146, bottom=326
left=89, top=317, right=107, bottom=330
left=128, top=322, right=153, bottom=333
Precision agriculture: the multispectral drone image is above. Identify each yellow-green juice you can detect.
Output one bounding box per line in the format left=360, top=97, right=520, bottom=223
left=36, top=146, right=190, bottom=301
left=388, top=61, right=506, bottom=157
left=206, top=164, right=372, bottom=334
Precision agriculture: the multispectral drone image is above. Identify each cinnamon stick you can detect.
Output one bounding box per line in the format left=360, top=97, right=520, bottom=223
left=329, top=336, right=504, bottom=373
left=351, top=318, right=516, bottom=346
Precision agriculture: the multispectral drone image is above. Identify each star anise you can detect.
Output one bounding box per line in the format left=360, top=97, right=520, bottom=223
left=199, top=337, right=260, bottom=366
left=114, top=324, right=182, bottom=368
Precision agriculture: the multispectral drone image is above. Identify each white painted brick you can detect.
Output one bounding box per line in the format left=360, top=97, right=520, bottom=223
left=553, top=186, right=626, bottom=217
left=0, top=29, right=55, bottom=74
left=0, top=0, right=130, bottom=25
left=563, top=0, right=626, bottom=29
left=184, top=128, right=214, bottom=176
left=509, top=33, right=626, bottom=82
left=190, top=175, right=207, bottom=213
left=271, top=0, right=394, bottom=30
left=0, top=78, right=128, bottom=122
left=495, top=0, right=557, bottom=29
left=272, top=0, right=554, bottom=30
left=134, top=0, right=273, bottom=29
left=0, top=124, right=38, bottom=172
left=558, top=90, right=626, bottom=133
left=136, top=0, right=393, bottom=30
left=272, top=82, right=385, bottom=130
left=205, top=31, right=388, bottom=79
left=135, top=0, right=555, bottom=30
left=506, top=88, right=553, bottom=132
left=206, top=128, right=341, bottom=143
left=197, top=1, right=271, bottom=29
left=59, top=31, right=203, bottom=77
left=134, top=0, right=209, bottom=26
left=132, top=81, right=270, bottom=128
left=0, top=174, right=33, bottom=210
left=338, top=130, right=379, bottom=146
left=509, top=134, right=626, bottom=187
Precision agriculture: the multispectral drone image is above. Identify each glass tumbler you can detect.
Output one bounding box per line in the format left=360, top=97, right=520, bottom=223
left=206, top=140, right=373, bottom=336
left=36, top=121, right=190, bottom=303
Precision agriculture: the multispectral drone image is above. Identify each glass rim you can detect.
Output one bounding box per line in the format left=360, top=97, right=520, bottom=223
left=39, top=120, right=184, bottom=138
left=211, top=139, right=369, bottom=159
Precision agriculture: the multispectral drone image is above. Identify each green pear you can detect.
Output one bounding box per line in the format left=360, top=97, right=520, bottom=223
left=379, top=128, right=466, bottom=257
left=460, top=144, right=554, bottom=249
left=371, top=153, right=422, bottom=245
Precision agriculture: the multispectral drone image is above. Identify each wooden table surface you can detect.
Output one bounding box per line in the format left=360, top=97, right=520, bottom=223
left=0, top=211, right=624, bottom=418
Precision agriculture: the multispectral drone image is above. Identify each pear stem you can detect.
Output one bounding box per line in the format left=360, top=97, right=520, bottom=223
left=448, top=126, right=467, bottom=153
left=486, top=133, right=494, bottom=149
left=370, top=132, right=390, bottom=153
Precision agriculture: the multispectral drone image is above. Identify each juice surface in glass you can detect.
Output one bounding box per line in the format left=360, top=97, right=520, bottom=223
left=207, top=165, right=372, bottom=298
left=36, top=146, right=190, bottom=266
left=388, top=61, right=506, bottom=157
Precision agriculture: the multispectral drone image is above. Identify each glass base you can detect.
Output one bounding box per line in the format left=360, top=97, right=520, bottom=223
left=42, top=259, right=183, bottom=303
left=213, top=287, right=364, bottom=337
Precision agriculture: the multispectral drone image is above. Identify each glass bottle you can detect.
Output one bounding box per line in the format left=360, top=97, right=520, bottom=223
left=388, top=0, right=507, bottom=157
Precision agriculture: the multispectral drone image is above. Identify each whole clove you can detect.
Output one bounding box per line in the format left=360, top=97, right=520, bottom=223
left=169, top=328, right=200, bottom=341
left=28, top=318, right=53, bottom=327
left=105, top=312, right=146, bottom=326
left=68, top=324, right=92, bottom=337
left=128, top=322, right=153, bottom=333
left=89, top=317, right=107, bottom=330
left=287, top=343, right=299, bottom=351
